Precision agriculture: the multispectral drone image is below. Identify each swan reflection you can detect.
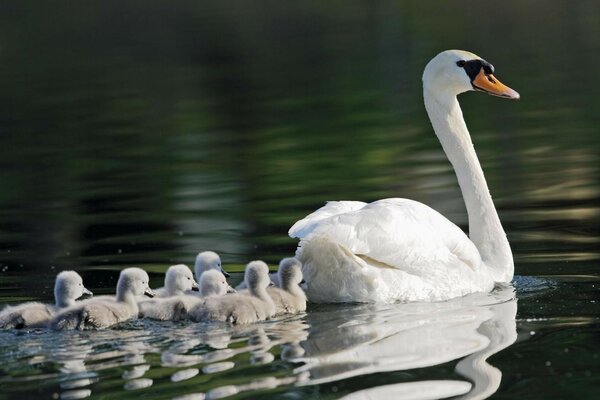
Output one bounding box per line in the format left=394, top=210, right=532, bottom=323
left=297, top=284, right=517, bottom=400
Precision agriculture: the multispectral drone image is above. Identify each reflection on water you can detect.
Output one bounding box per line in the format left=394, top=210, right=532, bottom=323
left=0, top=284, right=518, bottom=400
left=301, top=285, right=517, bottom=400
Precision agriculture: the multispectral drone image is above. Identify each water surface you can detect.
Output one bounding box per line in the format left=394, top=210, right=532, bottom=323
left=0, top=1, right=598, bottom=399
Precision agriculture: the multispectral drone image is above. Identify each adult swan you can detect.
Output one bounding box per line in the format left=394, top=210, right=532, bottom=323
left=289, top=50, right=519, bottom=303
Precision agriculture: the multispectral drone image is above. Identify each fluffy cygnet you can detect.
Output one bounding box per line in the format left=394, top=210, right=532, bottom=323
left=189, top=260, right=275, bottom=324
left=199, top=269, right=236, bottom=297
left=235, top=272, right=280, bottom=290
left=0, top=271, right=92, bottom=329
left=194, top=251, right=230, bottom=281
left=139, top=269, right=233, bottom=321
left=50, top=268, right=154, bottom=330
left=267, top=257, right=307, bottom=315
left=153, top=264, right=198, bottom=297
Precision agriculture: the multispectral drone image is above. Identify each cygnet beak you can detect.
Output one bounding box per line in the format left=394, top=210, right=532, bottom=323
left=191, top=281, right=200, bottom=292
left=299, top=279, right=306, bottom=285
left=226, top=285, right=237, bottom=294
left=221, top=268, right=231, bottom=278
left=268, top=281, right=276, bottom=287
left=144, top=288, right=156, bottom=298
left=79, top=287, right=94, bottom=299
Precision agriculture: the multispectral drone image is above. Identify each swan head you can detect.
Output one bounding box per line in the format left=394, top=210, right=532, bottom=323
left=244, top=260, right=271, bottom=293
left=54, top=270, right=93, bottom=308
left=165, top=264, right=198, bottom=295
left=423, top=50, right=519, bottom=100
left=199, top=269, right=234, bottom=296
left=277, top=257, right=304, bottom=289
left=117, top=267, right=155, bottom=299
left=194, top=251, right=230, bottom=280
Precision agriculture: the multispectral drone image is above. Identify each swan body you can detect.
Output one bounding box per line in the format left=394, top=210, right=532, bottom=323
left=51, top=268, right=154, bottom=330
left=289, top=50, right=519, bottom=303
left=189, top=261, right=275, bottom=324
left=0, top=271, right=92, bottom=329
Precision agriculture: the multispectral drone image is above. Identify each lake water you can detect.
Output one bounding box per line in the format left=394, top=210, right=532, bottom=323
left=0, top=1, right=598, bottom=399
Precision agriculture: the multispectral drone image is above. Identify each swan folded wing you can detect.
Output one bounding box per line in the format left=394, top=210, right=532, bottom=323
left=289, top=201, right=368, bottom=239
left=294, top=198, right=482, bottom=276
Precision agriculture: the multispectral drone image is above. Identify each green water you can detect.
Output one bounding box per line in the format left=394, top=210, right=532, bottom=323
left=0, top=1, right=598, bottom=399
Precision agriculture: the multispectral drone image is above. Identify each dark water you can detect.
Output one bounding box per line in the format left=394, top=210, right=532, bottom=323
left=0, top=1, right=598, bottom=399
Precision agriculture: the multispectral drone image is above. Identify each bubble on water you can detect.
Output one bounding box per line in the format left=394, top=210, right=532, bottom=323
left=545, top=361, right=551, bottom=367
left=530, top=331, right=536, bottom=335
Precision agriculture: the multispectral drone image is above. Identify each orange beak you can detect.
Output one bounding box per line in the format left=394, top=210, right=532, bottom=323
left=472, top=69, right=520, bottom=100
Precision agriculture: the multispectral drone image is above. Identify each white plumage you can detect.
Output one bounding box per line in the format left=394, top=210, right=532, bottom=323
left=289, top=50, right=519, bottom=303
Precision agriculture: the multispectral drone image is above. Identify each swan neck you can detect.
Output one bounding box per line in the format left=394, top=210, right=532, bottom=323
left=251, top=285, right=274, bottom=305
left=55, top=294, right=75, bottom=309
left=423, top=89, right=513, bottom=281
left=116, top=289, right=138, bottom=308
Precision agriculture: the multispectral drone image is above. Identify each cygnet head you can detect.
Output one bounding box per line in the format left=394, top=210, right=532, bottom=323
left=54, top=271, right=93, bottom=308
left=165, top=264, right=198, bottom=295
left=243, top=261, right=271, bottom=294
left=277, top=258, right=304, bottom=289
left=194, top=251, right=230, bottom=280
left=199, top=269, right=235, bottom=297
left=422, top=50, right=519, bottom=100
left=116, top=268, right=155, bottom=301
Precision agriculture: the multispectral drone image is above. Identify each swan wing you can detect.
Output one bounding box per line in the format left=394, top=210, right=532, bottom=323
left=289, top=201, right=368, bottom=238
left=290, top=198, right=481, bottom=274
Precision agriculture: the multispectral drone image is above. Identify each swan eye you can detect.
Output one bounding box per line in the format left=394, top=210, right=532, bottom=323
left=456, top=60, right=466, bottom=67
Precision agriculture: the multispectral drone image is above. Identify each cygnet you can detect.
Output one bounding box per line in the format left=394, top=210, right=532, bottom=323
left=0, top=271, right=92, bottom=329
left=139, top=269, right=233, bottom=321
left=50, top=267, right=154, bottom=330
left=189, top=260, right=275, bottom=324
left=153, top=264, right=198, bottom=297
left=267, top=257, right=307, bottom=314
left=194, top=251, right=230, bottom=281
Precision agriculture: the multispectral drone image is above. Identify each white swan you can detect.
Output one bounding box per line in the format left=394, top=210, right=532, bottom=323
left=50, top=267, right=155, bottom=330
left=0, top=270, right=92, bottom=329
left=189, top=261, right=276, bottom=324
left=194, top=251, right=230, bottom=280
left=289, top=50, right=519, bottom=303
left=153, top=264, right=198, bottom=297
